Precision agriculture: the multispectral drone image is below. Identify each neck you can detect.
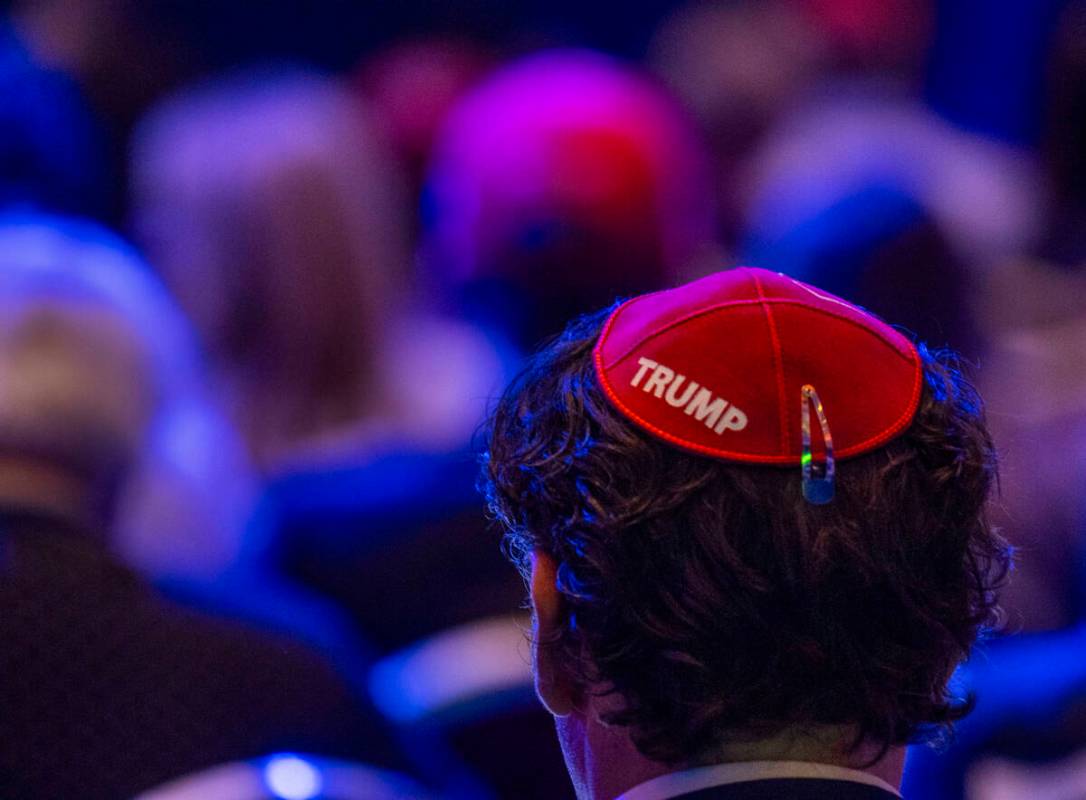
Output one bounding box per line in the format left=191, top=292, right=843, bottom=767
left=705, top=727, right=905, bottom=791
left=556, top=705, right=671, bottom=800
left=0, top=453, right=107, bottom=530
left=558, top=707, right=905, bottom=800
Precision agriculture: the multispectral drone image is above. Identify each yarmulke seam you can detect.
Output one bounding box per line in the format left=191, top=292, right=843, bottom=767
left=752, top=270, right=791, bottom=457
left=601, top=298, right=918, bottom=373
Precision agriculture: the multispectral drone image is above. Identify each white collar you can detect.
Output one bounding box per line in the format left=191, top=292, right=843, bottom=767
left=617, top=761, right=902, bottom=800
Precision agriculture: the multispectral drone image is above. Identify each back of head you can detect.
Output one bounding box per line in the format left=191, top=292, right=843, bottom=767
left=745, top=183, right=982, bottom=357
left=741, top=92, right=1043, bottom=271
left=483, top=268, right=1009, bottom=769
left=131, top=68, right=408, bottom=466
left=424, top=49, right=715, bottom=348
left=0, top=214, right=192, bottom=511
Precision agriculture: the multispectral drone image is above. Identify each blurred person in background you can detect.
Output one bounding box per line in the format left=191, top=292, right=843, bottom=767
left=742, top=182, right=980, bottom=359
left=739, top=88, right=1044, bottom=276
left=131, top=68, right=504, bottom=473
left=132, top=69, right=533, bottom=794
left=0, top=0, right=203, bottom=223
left=961, top=0, right=1086, bottom=635
left=904, top=305, right=1086, bottom=792
left=0, top=214, right=404, bottom=799
left=422, top=48, right=718, bottom=354
left=648, top=0, right=934, bottom=256
left=735, top=87, right=1045, bottom=364
left=735, top=84, right=1058, bottom=627
left=0, top=212, right=258, bottom=588
left=355, top=36, right=492, bottom=233
left=902, top=6, right=1086, bottom=782
left=648, top=0, right=830, bottom=252
left=961, top=261, right=1086, bottom=633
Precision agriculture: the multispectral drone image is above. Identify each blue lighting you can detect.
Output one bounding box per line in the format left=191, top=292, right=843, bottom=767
left=263, top=754, right=323, bottom=800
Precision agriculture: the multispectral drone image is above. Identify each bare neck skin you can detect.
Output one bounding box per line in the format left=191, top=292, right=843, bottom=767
left=555, top=708, right=905, bottom=800
left=529, top=551, right=906, bottom=800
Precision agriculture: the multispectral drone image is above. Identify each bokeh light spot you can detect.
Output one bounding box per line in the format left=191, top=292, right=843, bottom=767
left=263, top=755, right=323, bottom=800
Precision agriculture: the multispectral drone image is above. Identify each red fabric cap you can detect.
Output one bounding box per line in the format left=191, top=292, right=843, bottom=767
left=593, top=267, right=923, bottom=464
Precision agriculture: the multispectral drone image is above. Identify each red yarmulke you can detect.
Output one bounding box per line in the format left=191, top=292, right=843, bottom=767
left=593, top=267, right=923, bottom=465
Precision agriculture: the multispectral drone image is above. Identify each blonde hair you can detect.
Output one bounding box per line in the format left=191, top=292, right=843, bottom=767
left=0, top=214, right=257, bottom=579
left=0, top=216, right=192, bottom=474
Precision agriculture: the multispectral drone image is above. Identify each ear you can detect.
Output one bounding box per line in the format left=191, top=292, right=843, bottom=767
left=529, top=550, right=576, bottom=717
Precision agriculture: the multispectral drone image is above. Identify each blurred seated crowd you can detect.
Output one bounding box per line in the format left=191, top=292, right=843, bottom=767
left=0, top=0, right=1084, bottom=796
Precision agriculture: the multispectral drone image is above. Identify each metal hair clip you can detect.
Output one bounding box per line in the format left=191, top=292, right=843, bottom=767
left=801, top=384, right=835, bottom=505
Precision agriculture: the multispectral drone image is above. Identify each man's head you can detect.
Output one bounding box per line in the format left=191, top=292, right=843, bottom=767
left=482, top=268, right=1009, bottom=795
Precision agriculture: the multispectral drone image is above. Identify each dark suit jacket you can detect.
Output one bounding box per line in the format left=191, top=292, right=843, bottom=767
left=671, top=778, right=899, bottom=799
left=0, top=508, right=397, bottom=799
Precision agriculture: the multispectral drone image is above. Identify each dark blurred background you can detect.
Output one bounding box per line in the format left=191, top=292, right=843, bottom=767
left=0, top=0, right=1084, bottom=798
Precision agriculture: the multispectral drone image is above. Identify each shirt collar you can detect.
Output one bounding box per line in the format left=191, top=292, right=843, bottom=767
left=617, top=761, right=902, bottom=800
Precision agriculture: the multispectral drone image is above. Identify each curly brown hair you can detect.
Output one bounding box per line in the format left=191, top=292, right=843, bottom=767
left=482, top=304, right=1010, bottom=766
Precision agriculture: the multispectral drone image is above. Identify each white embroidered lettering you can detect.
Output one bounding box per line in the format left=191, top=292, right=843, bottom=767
left=643, top=365, right=675, bottom=398
left=627, top=356, right=748, bottom=435
left=714, top=404, right=748, bottom=433
left=684, top=387, right=728, bottom=429
left=664, top=375, right=699, bottom=408
left=630, top=357, right=658, bottom=389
